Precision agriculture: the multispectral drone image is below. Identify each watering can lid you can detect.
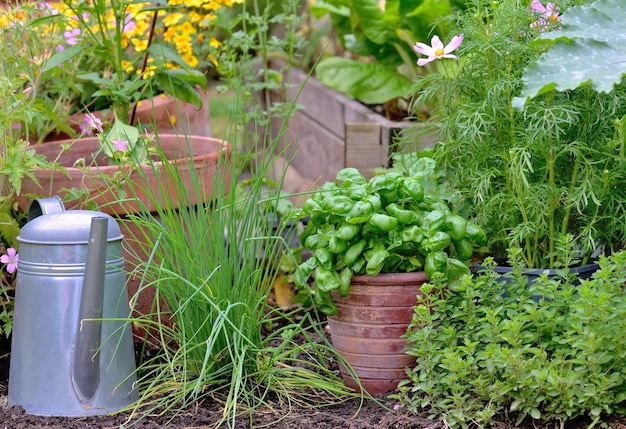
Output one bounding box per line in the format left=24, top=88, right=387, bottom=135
left=17, top=210, right=123, bottom=245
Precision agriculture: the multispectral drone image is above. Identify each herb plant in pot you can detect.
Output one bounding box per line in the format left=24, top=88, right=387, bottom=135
left=293, top=153, right=486, bottom=394
left=417, top=0, right=626, bottom=279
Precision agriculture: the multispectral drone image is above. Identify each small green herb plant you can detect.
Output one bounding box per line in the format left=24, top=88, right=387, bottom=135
left=293, top=153, right=486, bottom=315
left=395, top=249, right=626, bottom=427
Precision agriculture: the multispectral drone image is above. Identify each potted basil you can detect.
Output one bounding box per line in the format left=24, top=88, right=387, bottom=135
left=292, top=153, right=486, bottom=394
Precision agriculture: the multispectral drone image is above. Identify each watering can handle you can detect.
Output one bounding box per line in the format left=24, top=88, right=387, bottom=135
left=27, top=196, right=65, bottom=222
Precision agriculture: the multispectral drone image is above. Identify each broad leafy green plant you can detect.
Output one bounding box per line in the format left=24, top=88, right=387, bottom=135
left=311, top=0, right=460, bottom=105
left=293, top=153, right=486, bottom=315
left=515, top=0, right=626, bottom=105
left=425, top=0, right=626, bottom=268
left=395, top=250, right=626, bottom=427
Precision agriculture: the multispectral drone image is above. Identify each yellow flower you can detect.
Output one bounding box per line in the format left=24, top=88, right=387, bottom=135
left=209, top=37, right=222, bottom=48
left=182, top=53, right=199, bottom=69
left=121, top=60, right=135, bottom=73
left=138, top=65, right=158, bottom=78
left=169, top=114, right=177, bottom=125
left=132, top=38, right=149, bottom=52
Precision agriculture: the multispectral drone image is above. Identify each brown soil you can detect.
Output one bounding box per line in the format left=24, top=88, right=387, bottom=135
left=1, top=336, right=626, bottom=429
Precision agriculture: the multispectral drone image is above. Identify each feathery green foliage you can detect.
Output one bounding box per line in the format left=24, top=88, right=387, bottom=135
left=424, top=0, right=626, bottom=268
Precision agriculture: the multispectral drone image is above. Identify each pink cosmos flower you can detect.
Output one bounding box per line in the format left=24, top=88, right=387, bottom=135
left=112, top=140, right=128, bottom=151
left=1, top=248, right=19, bottom=274
left=530, top=0, right=560, bottom=31
left=80, top=113, right=103, bottom=135
left=413, top=34, right=464, bottom=66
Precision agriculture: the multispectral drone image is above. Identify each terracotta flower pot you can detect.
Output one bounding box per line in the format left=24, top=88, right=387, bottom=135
left=45, top=91, right=212, bottom=142
left=18, top=135, right=232, bottom=340
left=17, top=134, right=230, bottom=214
left=327, top=271, right=428, bottom=395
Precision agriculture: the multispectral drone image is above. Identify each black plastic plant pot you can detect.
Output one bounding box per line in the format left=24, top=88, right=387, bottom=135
left=473, top=261, right=600, bottom=301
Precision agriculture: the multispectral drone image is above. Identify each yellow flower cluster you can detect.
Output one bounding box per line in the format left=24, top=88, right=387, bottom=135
left=47, top=0, right=241, bottom=70
left=160, top=0, right=242, bottom=69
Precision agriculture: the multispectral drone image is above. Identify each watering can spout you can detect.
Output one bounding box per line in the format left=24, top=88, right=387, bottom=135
left=72, top=216, right=109, bottom=403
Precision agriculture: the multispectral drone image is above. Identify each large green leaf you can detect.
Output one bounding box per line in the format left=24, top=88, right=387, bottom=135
left=43, top=45, right=84, bottom=72
left=514, top=0, right=626, bottom=108
left=353, top=0, right=396, bottom=45
left=155, top=72, right=204, bottom=108
left=316, top=57, right=413, bottom=105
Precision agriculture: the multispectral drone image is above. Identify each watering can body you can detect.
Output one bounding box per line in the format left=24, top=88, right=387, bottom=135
left=8, top=198, right=138, bottom=416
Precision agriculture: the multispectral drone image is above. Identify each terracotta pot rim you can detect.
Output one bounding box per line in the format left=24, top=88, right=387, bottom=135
left=350, top=271, right=428, bottom=285
left=34, top=134, right=229, bottom=173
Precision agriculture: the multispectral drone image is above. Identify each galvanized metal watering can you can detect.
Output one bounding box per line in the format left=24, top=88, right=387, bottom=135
left=8, top=197, right=138, bottom=416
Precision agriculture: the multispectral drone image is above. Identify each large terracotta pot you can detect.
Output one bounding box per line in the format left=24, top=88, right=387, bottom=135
left=327, top=271, right=428, bottom=395
left=17, top=134, right=230, bottom=214
left=18, top=135, right=231, bottom=340
left=45, top=91, right=211, bottom=141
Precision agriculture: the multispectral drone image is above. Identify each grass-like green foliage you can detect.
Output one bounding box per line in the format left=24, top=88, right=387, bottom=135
left=424, top=0, right=626, bottom=268
left=112, top=0, right=361, bottom=424
left=394, top=250, right=626, bottom=428
left=120, top=114, right=355, bottom=425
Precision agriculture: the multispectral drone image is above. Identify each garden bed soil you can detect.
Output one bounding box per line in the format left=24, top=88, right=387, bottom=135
left=1, top=334, right=626, bottom=428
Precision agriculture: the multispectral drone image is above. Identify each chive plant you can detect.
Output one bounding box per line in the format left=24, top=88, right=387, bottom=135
left=116, top=0, right=359, bottom=426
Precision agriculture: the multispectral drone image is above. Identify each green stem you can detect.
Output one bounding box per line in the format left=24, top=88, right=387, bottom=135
left=506, top=97, right=534, bottom=266
left=559, top=156, right=580, bottom=238
left=547, top=150, right=556, bottom=267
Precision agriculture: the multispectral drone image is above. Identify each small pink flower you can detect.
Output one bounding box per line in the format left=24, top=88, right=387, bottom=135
left=393, top=404, right=402, bottom=410
left=80, top=113, right=103, bottom=135
left=1, top=248, right=19, bottom=274
left=413, top=34, right=464, bottom=66
left=122, top=13, right=136, bottom=34
left=63, top=28, right=81, bottom=46
left=41, top=2, right=59, bottom=15
left=530, top=0, right=561, bottom=31
left=113, top=140, right=128, bottom=151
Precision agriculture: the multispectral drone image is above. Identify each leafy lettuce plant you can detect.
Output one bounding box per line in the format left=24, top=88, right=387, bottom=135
left=395, top=250, right=626, bottom=427
left=425, top=0, right=626, bottom=269
left=293, top=153, right=486, bottom=315
left=311, top=0, right=461, bottom=106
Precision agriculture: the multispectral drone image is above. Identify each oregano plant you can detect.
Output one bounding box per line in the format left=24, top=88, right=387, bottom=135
left=394, top=250, right=626, bottom=427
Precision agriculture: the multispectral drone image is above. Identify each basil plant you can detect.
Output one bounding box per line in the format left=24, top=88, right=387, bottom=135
left=293, top=154, right=486, bottom=315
